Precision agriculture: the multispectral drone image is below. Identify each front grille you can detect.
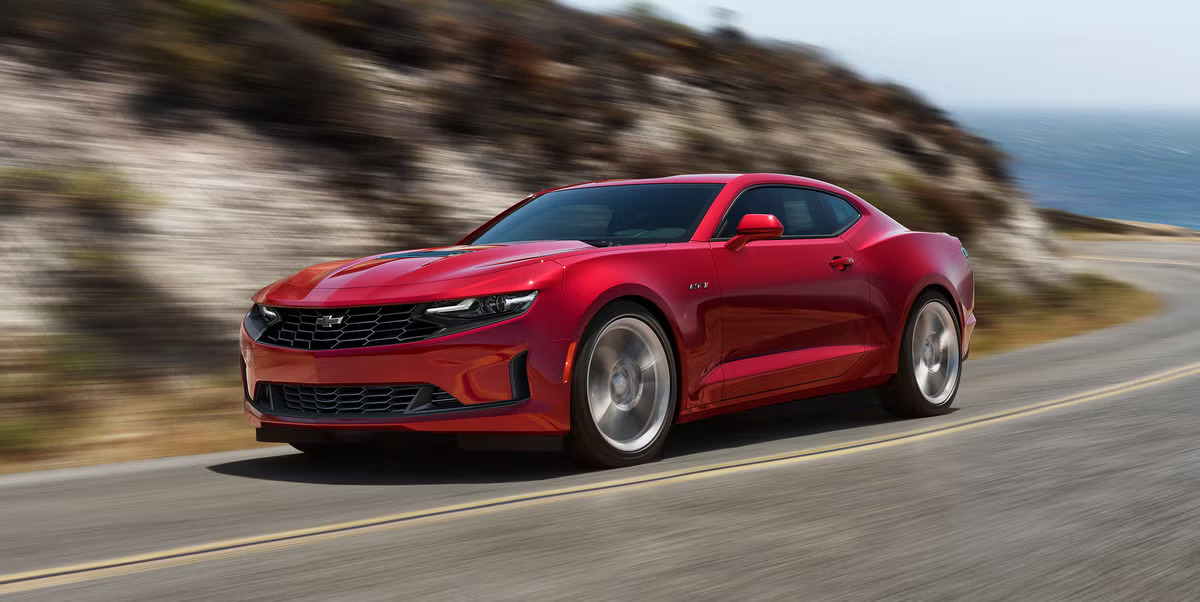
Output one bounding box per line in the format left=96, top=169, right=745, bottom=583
left=258, top=305, right=442, bottom=350
left=260, top=383, right=464, bottom=418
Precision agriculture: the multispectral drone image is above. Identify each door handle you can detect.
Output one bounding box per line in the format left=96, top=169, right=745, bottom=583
left=829, top=256, right=855, bottom=271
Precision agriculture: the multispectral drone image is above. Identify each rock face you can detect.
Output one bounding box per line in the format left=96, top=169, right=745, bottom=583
left=0, top=0, right=1071, bottom=377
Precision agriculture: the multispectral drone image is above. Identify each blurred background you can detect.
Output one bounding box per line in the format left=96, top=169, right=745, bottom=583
left=0, top=0, right=1195, bottom=471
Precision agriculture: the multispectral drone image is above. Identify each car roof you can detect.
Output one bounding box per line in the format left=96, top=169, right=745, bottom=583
left=553, top=173, right=843, bottom=192
left=458, top=173, right=876, bottom=246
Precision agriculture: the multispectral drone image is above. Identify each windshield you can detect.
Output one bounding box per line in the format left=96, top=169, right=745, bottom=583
left=469, top=183, right=726, bottom=246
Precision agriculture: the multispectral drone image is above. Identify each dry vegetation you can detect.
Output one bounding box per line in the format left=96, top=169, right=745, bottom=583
left=969, top=274, right=1160, bottom=357
left=0, top=369, right=275, bottom=474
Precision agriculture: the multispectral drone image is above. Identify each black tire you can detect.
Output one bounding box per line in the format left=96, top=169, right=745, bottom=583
left=879, top=291, right=962, bottom=418
left=565, top=301, right=679, bottom=468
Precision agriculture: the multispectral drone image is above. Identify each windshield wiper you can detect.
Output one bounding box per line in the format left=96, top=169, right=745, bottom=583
left=580, top=239, right=621, bottom=247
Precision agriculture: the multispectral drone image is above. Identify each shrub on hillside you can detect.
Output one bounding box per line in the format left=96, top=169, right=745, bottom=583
left=0, top=0, right=135, bottom=71
left=890, top=172, right=981, bottom=239
left=275, top=0, right=437, bottom=67
left=965, top=139, right=1012, bottom=181
left=1, top=168, right=231, bottom=377
left=0, top=168, right=153, bottom=219
left=881, top=130, right=952, bottom=177
left=1, top=0, right=390, bottom=144
left=134, top=0, right=373, bottom=140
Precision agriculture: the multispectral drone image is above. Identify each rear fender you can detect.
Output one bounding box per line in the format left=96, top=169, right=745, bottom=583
left=852, top=231, right=973, bottom=374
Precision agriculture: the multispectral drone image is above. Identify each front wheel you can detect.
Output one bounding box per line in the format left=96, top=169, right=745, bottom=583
left=880, top=291, right=962, bottom=418
left=566, top=301, right=678, bottom=468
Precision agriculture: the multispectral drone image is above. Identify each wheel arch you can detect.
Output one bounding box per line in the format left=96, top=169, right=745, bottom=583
left=573, top=293, right=685, bottom=418
left=574, top=283, right=680, bottom=340
left=918, top=283, right=961, bottom=326
left=898, top=279, right=963, bottom=340
left=879, top=275, right=965, bottom=376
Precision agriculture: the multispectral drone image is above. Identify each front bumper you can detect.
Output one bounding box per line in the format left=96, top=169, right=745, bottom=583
left=961, top=309, right=977, bottom=360
left=241, top=312, right=574, bottom=435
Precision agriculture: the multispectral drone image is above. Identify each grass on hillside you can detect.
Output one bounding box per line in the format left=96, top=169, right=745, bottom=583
left=0, top=378, right=276, bottom=474
left=969, top=273, right=1160, bottom=356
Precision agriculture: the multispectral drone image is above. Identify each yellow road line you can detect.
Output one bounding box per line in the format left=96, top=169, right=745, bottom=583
left=3, top=360, right=1200, bottom=595
left=1075, top=255, right=1200, bottom=268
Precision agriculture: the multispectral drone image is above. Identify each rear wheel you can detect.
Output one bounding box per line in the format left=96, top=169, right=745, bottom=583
left=566, top=301, right=678, bottom=468
left=880, top=291, right=962, bottom=418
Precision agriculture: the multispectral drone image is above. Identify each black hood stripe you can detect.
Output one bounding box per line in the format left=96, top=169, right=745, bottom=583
left=376, top=250, right=478, bottom=259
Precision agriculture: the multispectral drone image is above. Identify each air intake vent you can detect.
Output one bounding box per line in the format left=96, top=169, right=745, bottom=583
left=257, top=383, right=465, bottom=418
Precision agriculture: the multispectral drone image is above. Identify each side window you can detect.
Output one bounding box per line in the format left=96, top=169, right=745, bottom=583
left=779, top=193, right=821, bottom=234
left=812, top=191, right=862, bottom=233
left=716, top=186, right=837, bottom=238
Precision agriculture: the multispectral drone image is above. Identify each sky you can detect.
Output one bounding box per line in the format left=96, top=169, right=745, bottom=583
left=564, top=0, right=1200, bottom=110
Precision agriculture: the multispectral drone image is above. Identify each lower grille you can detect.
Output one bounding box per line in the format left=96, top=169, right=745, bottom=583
left=259, top=383, right=464, bottom=418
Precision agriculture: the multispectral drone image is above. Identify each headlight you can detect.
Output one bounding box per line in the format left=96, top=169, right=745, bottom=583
left=257, top=304, right=280, bottom=325
left=423, top=291, right=538, bottom=319
left=244, top=303, right=281, bottom=340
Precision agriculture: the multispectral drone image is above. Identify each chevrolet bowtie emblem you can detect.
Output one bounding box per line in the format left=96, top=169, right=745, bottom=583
left=315, top=315, right=345, bottom=328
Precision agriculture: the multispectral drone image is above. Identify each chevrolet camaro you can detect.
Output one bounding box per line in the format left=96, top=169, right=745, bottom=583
left=242, top=173, right=975, bottom=467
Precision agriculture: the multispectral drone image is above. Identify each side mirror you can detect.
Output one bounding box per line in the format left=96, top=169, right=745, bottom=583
left=725, top=214, right=784, bottom=251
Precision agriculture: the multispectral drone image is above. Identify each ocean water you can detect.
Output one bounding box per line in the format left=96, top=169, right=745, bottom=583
left=955, top=109, right=1200, bottom=230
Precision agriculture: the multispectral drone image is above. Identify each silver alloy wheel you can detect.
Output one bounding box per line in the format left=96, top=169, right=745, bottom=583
left=584, top=316, right=672, bottom=452
left=910, top=300, right=960, bottom=405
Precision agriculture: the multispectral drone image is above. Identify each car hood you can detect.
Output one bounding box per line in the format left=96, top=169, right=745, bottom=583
left=285, top=241, right=597, bottom=289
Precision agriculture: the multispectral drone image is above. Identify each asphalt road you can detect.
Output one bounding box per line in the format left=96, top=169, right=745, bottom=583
left=2, top=240, right=1198, bottom=601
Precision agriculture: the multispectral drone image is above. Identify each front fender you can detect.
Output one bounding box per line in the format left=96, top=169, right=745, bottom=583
left=554, top=244, right=723, bottom=407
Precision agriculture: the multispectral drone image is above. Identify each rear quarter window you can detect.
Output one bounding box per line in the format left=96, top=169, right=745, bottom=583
left=812, top=191, right=861, bottom=233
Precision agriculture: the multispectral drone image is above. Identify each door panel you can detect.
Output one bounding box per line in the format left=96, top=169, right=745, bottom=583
left=710, top=237, right=871, bottom=400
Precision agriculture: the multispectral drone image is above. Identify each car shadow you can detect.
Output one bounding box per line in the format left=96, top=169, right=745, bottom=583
left=207, top=390, right=923, bottom=486
left=207, top=440, right=581, bottom=486
left=664, top=390, right=897, bottom=457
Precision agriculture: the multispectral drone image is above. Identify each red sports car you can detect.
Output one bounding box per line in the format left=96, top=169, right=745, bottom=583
left=242, top=173, right=975, bottom=466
